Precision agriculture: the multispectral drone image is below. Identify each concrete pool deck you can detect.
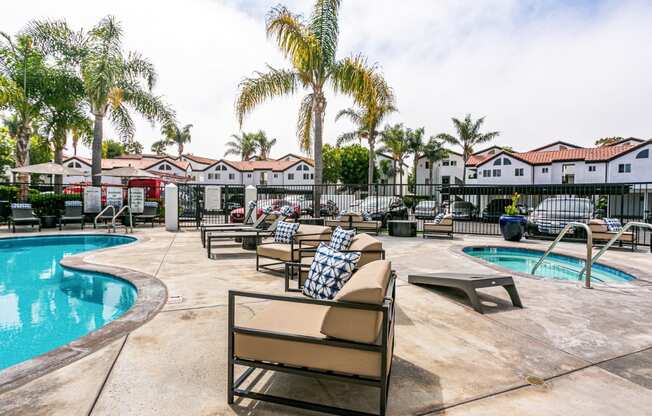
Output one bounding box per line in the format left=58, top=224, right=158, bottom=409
left=1, top=228, right=652, bottom=415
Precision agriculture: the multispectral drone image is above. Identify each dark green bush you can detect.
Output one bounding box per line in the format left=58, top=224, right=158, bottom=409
left=29, top=193, right=82, bottom=217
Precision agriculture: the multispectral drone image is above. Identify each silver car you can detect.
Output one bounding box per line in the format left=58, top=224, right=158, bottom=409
left=529, top=197, right=594, bottom=234
left=414, top=200, right=439, bottom=220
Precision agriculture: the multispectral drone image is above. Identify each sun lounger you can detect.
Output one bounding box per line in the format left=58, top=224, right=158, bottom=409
left=200, top=214, right=284, bottom=247
left=58, top=201, right=84, bottom=230
left=423, top=214, right=454, bottom=238
left=8, top=203, right=40, bottom=232
left=133, top=202, right=159, bottom=227
left=589, top=218, right=635, bottom=251
left=228, top=260, right=396, bottom=416
left=206, top=229, right=274, bottom=258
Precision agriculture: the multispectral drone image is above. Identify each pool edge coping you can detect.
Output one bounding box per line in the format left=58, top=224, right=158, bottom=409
left=0, top=232, right=168, bottom=394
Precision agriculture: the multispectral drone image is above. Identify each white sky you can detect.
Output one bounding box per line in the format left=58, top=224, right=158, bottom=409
left=3, top=0, right=652, bottom=159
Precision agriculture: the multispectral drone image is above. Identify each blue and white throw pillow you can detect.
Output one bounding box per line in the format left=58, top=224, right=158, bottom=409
left=248, top=200, right=257, bottom=209
left=65, top=200, right=82, bottom=207
left=144, top=201, right=158, bottom=208
left=362, top=211, right=372, bottom=221
left=604, top=218, right=623, bottom=232
left=280, top=205, right=294, bottom=217
left=274, top=221, right=300, bottom=244
left=330, top=226, right=355, bottom=251
left=303, top=243, right=361, bottom=300
left=433, top=213, right=445, bottom=224
left=262, top=206, right=273, bottom=214
left=11, top=203, right=32, bottom=209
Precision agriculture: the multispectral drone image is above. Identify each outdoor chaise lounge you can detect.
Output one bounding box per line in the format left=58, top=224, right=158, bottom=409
left=58, top=200, right=84, bottom=230
left=8, top=203, right=40, bottom=232
left=325, top=212, right=382, bottom=235
left=423, top=213, right=454, bottom=238
left=256, top=224, right=331, bottom=274
left=228, top=260, right=396, bottom=416
left=133, top=201, right=159, bottom=227
left=200, top=213, right=286, bottom=248
left=589, top=218, right=635, bottom=251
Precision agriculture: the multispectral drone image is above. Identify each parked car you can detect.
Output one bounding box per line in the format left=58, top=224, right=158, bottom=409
left=229, top=198, right=300, bottom=223
left=481, top=198, right=527, bottom=222
left=348, top=199, right=365, bottom=211
left=357, top=196, right=408, bottom=226
left=449, top=200, right=477, bottom=220
left=528, top=197, right=594, bottom=235
left=413, top=200, right=439, bottom=220
left=301, top=199, right=340, bottom=218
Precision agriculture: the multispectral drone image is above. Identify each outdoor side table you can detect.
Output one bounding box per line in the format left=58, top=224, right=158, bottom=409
left=407, top=272, right=523, bottom=314
left=388, top=220, right=417, bottom=237
left=298, top=218, right=325, bottom=226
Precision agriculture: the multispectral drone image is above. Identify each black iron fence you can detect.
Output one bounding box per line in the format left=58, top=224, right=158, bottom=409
left=0, top=182, right=165, bottom=226
left=177, top=183, right=245, bottom=228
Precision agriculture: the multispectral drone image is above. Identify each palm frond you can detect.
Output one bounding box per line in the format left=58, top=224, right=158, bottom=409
left=296, top=93, right=314, bottom=155
left=236, top=66, right=298, bottom=126
left=266, top=6, right=316, bottom=70
left=121, top=83, right=176, bottom=126
left=435, top=133, right=458, bottom=146
left=310, top=0, right=341, bottom=66
left=334, top=107, right=361, bottom=124
left=336, top=131, right=359, bottom=147
left=123, top=52, right=157, bottom=90
left=109, top=103, right=135, bottom=139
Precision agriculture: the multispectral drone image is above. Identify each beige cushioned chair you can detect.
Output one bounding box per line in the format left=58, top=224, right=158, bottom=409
left=228, top=259, right=396, bottom=416
left=256, top=224, right=331, bottom=273
left=589, top=219, right=635, bottom=249
left=423, top=214, right=454, bottom=238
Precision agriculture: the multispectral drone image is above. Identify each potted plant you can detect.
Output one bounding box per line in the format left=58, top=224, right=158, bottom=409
left=499, top=192, right=527, bottom=241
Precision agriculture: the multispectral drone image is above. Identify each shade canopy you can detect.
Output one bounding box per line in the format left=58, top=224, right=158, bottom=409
left=12, top=162, right=85, bottom=176
left=95, top=167, right=157, bottom=178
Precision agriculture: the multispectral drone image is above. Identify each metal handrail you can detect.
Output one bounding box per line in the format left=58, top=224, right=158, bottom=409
left=531, top=222, right=593, bottom=289
left=579, top=221, right=652, bottom=278
left=113, top=205, right=133, bottom=233
left=95, top=206, right=116, bottom=232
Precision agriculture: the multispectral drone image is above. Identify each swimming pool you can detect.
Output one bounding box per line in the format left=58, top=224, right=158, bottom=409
left=0, top=235, right=136, bottom=371
left=463, top=246, right=635, bottom=283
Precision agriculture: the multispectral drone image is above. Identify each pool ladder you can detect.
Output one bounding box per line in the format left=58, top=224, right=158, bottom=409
left=94, top=206, right=116, bottom=232
left=93, top=205, right=133, bottom=233
left=531, top=222, right=593, bottom=289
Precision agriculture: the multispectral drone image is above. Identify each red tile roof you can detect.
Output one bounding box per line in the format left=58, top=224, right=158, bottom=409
left=183, top=154, right=218, bottom=165
left=467, top=141, right=649, bottom=167
left=218, top=158, right=313, bottom=172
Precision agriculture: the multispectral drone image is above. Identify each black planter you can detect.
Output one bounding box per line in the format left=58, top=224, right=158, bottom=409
left=499, top=215, right=526, bottom=241
left=41, top=215, right=58, bottom=229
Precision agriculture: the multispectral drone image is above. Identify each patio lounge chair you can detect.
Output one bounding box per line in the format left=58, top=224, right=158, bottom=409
left=325, top=212, right=382, bottom=235
left=423, top=214, right=454, bottom=238
left=228, top=260, right=396, bottom=416
left=589, top=218, right=635, bottom=251
left=133, top=202, right=159, bottom=227
left=256, top=224, right=331, bottom=274
left=201, top=213, right=284, bottom=248
left=59, top=200, right=84, bottom=230
left=8, top=203, right=40, bottom=232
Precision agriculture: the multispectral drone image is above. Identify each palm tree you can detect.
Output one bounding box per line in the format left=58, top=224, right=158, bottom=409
left=406, top=127, right=425, bottom=186
left=335, top=91, right=396, bottom=186
left=162, top=122, right=192, bottom=157
left=29, top=16, right=176, bottom=186
left=378, top=124, right=410, bottom=195
left=435, top=114, right=500, bottom=162
left=422, top=138, right=448, bottom=185
left=151, top=140, right=168, bottom=155
left=225, top=132, right=258, bottom=160
left=236, top=1, right=392, bottom=212
left=253, top=131, right=277, bottom=160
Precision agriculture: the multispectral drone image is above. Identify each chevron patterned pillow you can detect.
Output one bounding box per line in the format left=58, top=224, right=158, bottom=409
left=273, top=221, right=300, bottom=244
left=303, top=243, right=361, bottom=300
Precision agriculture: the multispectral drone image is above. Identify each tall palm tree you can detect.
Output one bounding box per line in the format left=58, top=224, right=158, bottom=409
left=422, top=137, right=448, bottom=184
left=150, top=139, right=168, bottom=155
left=435, top=114, right=500, bottom=162
left=162, top=122, right=192, bottom=157
left=253, top=130, right=277, bottom=160
left=335, top=90, right=396, bottom=186
left=236, top=1, right=392, bottom=212
left=225, top=132, right=258, bottom=160
left=29, top=16, right=176, bottom=186
left=378, top=124, right=410, bottom=195
left=406, top=127, right=425, bottom=186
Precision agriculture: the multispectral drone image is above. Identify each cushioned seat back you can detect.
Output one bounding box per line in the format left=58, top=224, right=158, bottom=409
left=349, top=233, right=383, bottom=267
left=438, top=214, right=454, bottom=226
left=320, top=260, right=392, bottom=344
left=589, top=219, right=608, bottom=233
left=296, top=224, right=331, bottom=246
left=341, top=213, right=364, bottom=222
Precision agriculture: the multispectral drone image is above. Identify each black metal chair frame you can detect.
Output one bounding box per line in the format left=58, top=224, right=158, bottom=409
left=328, top=217, right=381, bottom=236
left=58, top=206, right=85, bottom=230
left=228, top=271, right=396, bottom=416
left=8, top=208, right=41, bottom=233
left=133, top=205, right=159, bottom=228
left=200, top=213, right=274, bottom=248
left=255, top=232, right=331, bottom=275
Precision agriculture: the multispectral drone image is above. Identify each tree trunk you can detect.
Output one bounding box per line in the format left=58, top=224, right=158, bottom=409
left=15, top=122, right=31, bottom=198
left=399, top=161, right=404, bottom=196
left=312, top=94, right=325, bottom=218
left=92, top=113, right=103, bottom=186
left=368, top=135, right=375, bottom=195
left=54, top=140, right=64, bottom=192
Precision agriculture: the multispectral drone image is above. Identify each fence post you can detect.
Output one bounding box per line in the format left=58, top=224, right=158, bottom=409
left=165, top=183, right=178, bottom=232
left=244, top=185, right=257, bottom=224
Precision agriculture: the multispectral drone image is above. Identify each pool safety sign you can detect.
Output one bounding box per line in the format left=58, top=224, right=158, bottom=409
left=106, top=187, right=124, bottom=209
left=83, top=187, right=102, bottom=213
left=204, top=186, right=222, bottom=211
left=129, top=188, right=145, bottom=214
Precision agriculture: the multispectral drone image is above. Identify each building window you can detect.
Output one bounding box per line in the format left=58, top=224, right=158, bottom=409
left=296, top=165, right=302, bottom=171
left=216, top=173, right=221, bottom=180
left=158, top=164, right=172, bottom=171
left=588, top=165, right=597, bottom=172
left=247, top=173, right=252, bottom=178
left=492, top=169, right=501, bottom=177
left=443, top=160, right=450, bottom=166
left=468, top=171, right=477, bottom=179
left=273, top=173, right=278, bottom=178
left=503, top=158, right=512, bottom=165
left=425, top=161, right=430, bottom=169
left=515, top=168, right=524, bottom=177
left=303, top=165, right=309, bottom=171
left=303, top=173, right=310, bottom=180
left=482, top=169, right=491, bottom=177
left=493, top=159, right=502, bottom=166
left=228, top=173, right=235, bottom=180
left=541, top=167, right=549, bottom=173
left=636, top=149, right=649, bottom=159
left=288, top=173, right=295, bottom=180
left=450, top=160, right=457, bottom=166
left=310, top=173, right=314, bottom=179
left=208, top=173, right=213, bottom=180
left=618, top=163, right=631, bottom=173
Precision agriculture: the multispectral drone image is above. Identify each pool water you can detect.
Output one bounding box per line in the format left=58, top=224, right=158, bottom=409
left=464, top=246, right=635, bottom=283
left=0, top=235, right=136, bottom=371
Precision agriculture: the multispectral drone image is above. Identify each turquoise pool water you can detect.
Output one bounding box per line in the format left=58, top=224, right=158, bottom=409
left=0, top=235, right=136, bottom=371
left=464, top=246, right=635, bottom=283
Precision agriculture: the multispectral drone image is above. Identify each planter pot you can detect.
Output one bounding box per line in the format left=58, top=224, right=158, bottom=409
left=41, top=215, right=58, bottom=229
left=499, top=215, right=526, bottom=241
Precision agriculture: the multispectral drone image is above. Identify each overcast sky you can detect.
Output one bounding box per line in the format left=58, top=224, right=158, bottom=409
left=4, top=0, right=652, bottom=159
